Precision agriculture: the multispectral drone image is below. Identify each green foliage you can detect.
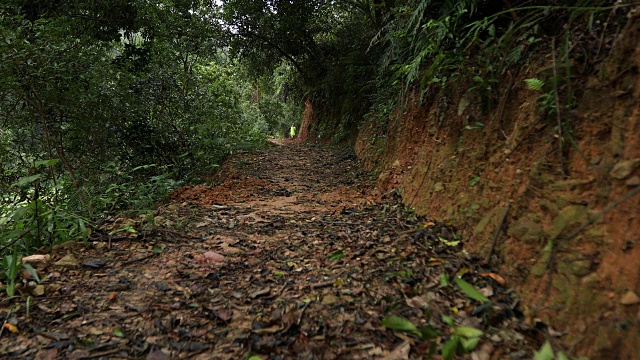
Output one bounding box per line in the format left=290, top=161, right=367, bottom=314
left=525, top=78, right=546, bottom=91
left=1, top=251, right=42, bottom=297
left=535, top=341, right=574, bottom=360
left=1, top=0, right=634, bottom=298
left=381, top=315, right=420, bottom=334
left=440, top=315, right=484, bottom=359
left=378, top=0, right=474, bottom=99
left=454, top=276, right=490, bottom=303
left=0, top=1, right=271, bottom=270
left=224, top=0, right=630, bottom=144
left=328, top=250, right=345, bottom=261
left=2, top=253, right=20, bottom=297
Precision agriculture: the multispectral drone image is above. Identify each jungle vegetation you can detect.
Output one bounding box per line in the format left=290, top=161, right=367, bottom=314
left=0, top=0, right=632, bottom=285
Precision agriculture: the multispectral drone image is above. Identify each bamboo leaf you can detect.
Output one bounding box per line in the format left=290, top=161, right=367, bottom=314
left=328, top=250, right=345, bottom=261
left=534, top=341, right=555, bottom=360
left=454, top=276, right=489, bottom=303
left=460, top=336, right=480, bottom=351
left=442, top=335, right=460, bottom=360
left=455, top=326, right=483, bottom=338
left=14, top=175, right=41, bottom=187
left=22, top=263, right=41, bottom=283
left=381, top=316, right=419, bottom=334
left=34, top=159, right=59, bottom=167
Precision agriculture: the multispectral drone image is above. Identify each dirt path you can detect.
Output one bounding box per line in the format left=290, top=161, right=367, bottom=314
left=1, top=143, right=541, bottom=359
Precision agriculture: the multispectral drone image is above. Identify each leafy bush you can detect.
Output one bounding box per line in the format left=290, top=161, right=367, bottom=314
left=0, top=1, right=272, bottom=266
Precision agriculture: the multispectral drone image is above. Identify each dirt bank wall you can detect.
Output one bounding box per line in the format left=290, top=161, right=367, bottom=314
left=302, top=10, right=640, bottom=359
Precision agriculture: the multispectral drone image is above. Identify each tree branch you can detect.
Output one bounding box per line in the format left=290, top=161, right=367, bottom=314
left=235, top=30, right=306, bottom=77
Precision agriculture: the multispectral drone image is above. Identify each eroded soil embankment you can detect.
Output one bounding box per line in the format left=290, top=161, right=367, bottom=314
left=342, top=11, right=640, bottom=360
left=2, top=142, right=541, bottom=359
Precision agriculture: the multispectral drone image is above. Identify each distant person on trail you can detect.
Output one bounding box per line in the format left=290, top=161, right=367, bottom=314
left=290, top=124, right=296, bottom=139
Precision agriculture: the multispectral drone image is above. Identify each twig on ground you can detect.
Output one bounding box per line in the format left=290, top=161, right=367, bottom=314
left=310, top=280, right=334, bottom=290
left=77, top=348, right=122, bottom=359
left=122, top=253, right=157, bottom=266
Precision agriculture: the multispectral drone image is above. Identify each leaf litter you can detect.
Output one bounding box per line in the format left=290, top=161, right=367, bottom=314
left=0, top=143, right=542, bottom=359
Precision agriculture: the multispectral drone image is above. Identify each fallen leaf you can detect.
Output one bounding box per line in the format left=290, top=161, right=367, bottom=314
left=479, top=286, right=493, bottom=298
left=83, top=259, right=106, bottom=268
left=38, top=331, right=69, bottom=341
left=250, top=287, right=271, bottom=298
left=534, top=341, right=554, bottom=360
left=212, top=309, right=233, bottom=322
left=89, top=328, right=104, bottom=335
left=382, top=341, right=410, bottom=360
left=108, top=292, right=118, bottom=301
left=155, top=282, right=171, bottom=292
left=3, top=323, right=19, bottom=333
left=461, top=336, right=481, bottom=351
left=439, top=237, right=460, bottom=247
left=470, top=342, right=494, bottom=360
left=33, top=284, right=45, bottom=296
left=34, top=348, right=58, bottom=360
left=407, top=294, right=431, bottom=308
left=322, top=293, right=338, bottom=305
left=455, top=326, right=483, bottom=338
left=440, top=273, right=450, bottom=287
left=442, top=336, right=460, bottom=360
left=381, top=316, right=419, bottom=334
left=368, top=347, right=384, bottom=356
left=455, top=277, right=489, bottom=303
left=54, top=254, right=79, bottom=267
left=147, top=350, right=170, bottom=360
left=252, top=325, right=283, bottom=335
left=479, top=272, right=506, bottom=286
left=328, top=250, right=345, bottom=261
left=220, top=243, right=242, bottom=255
left=621, top=290, right=640, bottom=305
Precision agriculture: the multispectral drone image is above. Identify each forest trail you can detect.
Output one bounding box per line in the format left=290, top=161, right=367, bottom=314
left=2, top=143, right=541, bottom=359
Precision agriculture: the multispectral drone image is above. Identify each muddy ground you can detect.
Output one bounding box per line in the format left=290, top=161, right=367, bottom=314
left=1, top=142, right=543, bottom=359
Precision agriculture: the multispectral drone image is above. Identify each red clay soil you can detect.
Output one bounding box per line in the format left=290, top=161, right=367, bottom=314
left=1, top=143, right=541, bottom=359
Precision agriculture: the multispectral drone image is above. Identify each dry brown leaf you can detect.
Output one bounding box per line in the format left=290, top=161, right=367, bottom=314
left=407, top=294, right=432, bottom=308
left=33, top=284, right=45, bottom=296
left=54, top=254, right=79, bottom=267
left=147, top=350, right=170, bottom=360
left=382, top=341, right=410, bottom=360
left=3, top=323, right=19, bottom=333
left=34, top=348, right=58, bottom=360
left=250, top=287, right=271, bottom=298
left=480, top=272, right=506, bottom=286
left=252, top=325, right=283, bottom=335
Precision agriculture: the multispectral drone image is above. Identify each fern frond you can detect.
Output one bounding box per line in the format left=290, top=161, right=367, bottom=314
left=524, top=78, right=545, bottom=91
